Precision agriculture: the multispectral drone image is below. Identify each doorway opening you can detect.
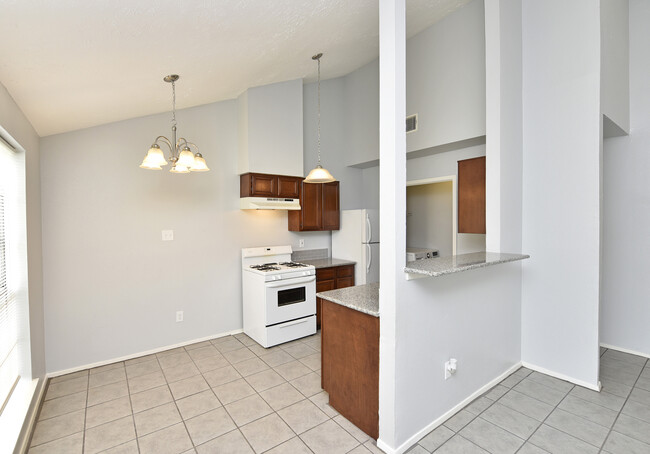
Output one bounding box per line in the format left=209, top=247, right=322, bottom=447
left=406, top=176, right=457, bottom=257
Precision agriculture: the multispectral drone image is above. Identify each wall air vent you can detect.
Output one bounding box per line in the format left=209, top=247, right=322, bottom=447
left=406, top=114, right=418, bottom=133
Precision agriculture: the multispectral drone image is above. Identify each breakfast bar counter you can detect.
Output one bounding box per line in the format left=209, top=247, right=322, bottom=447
left=317, top=283, right=380, bottom=440
left=316, top=282, right=379, bottom=317
left=404, top=251, right=529, bottom=279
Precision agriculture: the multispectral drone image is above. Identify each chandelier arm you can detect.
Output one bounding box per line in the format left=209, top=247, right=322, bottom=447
left=154, top=136, right=174, bottom=153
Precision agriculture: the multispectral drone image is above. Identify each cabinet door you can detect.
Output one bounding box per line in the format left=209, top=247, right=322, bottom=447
left=250, top=174, right=277, bottom=197
left=458, top=157, right=486, bottom=234
left=321, top=182, right=340, bottom=230
left=300, top=182, right=323, bottom=230
left=336, top=277, right=355, bottom=289
left=277, top=176, right=301, bottom=198
left=336, top=265, right=354, bottom=279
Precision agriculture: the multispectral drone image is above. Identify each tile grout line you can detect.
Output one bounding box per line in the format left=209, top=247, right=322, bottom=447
left=223, top=333, right=320, bottom=454
left=156, top=348, right=198, bottom=453
left=82, top=368, right=90, bottom=454
left=597, top=356, right=649, bottom=453
left=122, top=363, right=141, bottom=454
left=184, top=337, right=258, bottom=453
left=513, top=381, right=575, bottom=453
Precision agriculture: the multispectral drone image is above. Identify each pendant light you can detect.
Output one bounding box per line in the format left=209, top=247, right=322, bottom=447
left=140, top=75, right=210, bottom=173
left=304, top=53, right=336, bottom=183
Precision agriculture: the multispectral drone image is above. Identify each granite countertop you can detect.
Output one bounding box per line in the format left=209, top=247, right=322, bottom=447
left=404, top=252, right=530, bottom=278
left=300, top=258, right=357, bottom=269
left=317, top=283, right=379, bottom=318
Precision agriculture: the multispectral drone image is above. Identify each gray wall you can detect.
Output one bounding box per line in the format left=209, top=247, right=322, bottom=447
left=406, top=0, right=486, bottom=152
left=40, top=100, right=330, bottom=373
left=601, top=0, right=650, bottom=356
left=521, top=0, right=601, bottom=387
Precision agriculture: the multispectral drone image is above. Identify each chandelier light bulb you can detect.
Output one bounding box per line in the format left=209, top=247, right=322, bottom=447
left=190, top=153, right=210, bottom=172
left=177, top=147, right=196, bottom=167
left=170, top=164, right=190, bottom=174
left=139, top=158, right=162, bottom=170
left=145, top=144, right=168, bottom=166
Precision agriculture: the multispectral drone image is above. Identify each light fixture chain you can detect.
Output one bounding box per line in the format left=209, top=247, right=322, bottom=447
left=171, top=80, right=177, bottom=127
left=317, top=56, right=321, bottom=166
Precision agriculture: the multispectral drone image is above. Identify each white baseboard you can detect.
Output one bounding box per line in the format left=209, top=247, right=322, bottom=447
left=376, top=362, right=522, bottom=454
left=521, top=361, right=601, bottom=391
left=47, top=328, right=244, bottom=378
left=600, top=343, right=650, bottom=360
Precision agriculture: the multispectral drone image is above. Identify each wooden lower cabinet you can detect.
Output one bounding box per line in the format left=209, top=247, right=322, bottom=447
left=315, top=264, right=355, bottom=329
left=321, top=299, right=379, bottom=439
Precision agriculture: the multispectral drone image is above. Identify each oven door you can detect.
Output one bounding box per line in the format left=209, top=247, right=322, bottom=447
left=264, top=275, right=316, bottom=326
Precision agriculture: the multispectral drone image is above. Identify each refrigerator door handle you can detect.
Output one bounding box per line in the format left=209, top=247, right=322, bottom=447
left=366, top=214, right=372, bottom=243
left=366, top=244, right=372, bottom=273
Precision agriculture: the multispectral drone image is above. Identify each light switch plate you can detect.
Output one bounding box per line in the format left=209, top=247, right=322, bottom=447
left=162, top=230, right=174, bottom=241
left=299, top=239, right=305, bottom=248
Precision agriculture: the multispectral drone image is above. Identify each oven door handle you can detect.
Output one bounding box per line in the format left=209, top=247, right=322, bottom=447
left=266, top=276, right=316, bottom=288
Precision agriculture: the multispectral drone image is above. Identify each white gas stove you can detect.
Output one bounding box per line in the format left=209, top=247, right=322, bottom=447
left=242, top=246, right=316, bottom=348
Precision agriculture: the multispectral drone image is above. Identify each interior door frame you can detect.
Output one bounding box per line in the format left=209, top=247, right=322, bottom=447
left=406, top=175, right=457, bottom=256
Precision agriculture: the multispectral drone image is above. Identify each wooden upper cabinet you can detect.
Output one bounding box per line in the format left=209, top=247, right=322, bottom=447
left=297, top=182, right=322, bottom=230
left=277, top=176, right=302, bottom=199
left=249, top=173, right=276, bottom=196
left=240, top=173, right=301, bottom=198
left=288, top=181, right=340, bottom=231
left=458, top=156, right=486, bottom=234
left=321, top=182, right=340, bottom=230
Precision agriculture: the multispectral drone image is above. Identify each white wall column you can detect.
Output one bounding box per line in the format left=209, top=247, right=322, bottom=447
left=521, top=0, right=602, bottom=388
left=485, top=0, right=523, bottom=253
left=378, top=0, right=406, bottom=450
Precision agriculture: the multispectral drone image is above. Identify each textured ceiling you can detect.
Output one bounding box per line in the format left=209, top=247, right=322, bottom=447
left=0, top=0, right=471, bottom=136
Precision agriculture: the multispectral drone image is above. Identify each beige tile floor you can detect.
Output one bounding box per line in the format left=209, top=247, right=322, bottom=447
left=29, top=334, right=650, bottom=454
left=411, top=346, right=650, bottom=453
left=29, top=332, right=384, bottom=454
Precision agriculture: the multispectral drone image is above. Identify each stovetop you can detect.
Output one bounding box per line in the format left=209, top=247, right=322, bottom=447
left=248, top=261, right=311, bottom=272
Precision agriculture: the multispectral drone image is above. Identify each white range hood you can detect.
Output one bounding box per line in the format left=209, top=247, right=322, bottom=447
left=240, top=197, right=301, bottom=210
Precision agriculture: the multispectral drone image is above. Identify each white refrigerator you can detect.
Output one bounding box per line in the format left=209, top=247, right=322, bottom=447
left=332, top=209, right=380, bottom=285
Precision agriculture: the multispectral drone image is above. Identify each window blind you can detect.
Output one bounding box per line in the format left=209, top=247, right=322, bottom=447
left=0, top=141, right=19, bottom=414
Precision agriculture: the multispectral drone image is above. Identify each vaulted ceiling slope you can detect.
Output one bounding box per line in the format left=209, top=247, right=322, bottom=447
left=0, top=0, right=470, bottom=136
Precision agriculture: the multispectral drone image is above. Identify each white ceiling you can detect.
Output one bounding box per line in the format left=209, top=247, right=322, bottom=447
left=0, top=0, right=471, bottom=136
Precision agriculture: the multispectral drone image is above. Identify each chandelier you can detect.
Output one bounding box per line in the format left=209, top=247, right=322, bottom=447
left=304, top=53, right=336, bottom=183
left=139, top=75, right=209, bottom=173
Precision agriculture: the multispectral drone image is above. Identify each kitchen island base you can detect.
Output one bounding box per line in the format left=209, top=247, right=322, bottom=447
left=321, top=299, right=379, bottom=439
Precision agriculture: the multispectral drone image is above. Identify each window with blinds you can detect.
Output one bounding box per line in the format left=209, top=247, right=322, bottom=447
left=0, top=145, right=19, bottom=414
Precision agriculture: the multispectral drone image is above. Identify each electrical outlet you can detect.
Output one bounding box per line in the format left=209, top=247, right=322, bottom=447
left=176, top=311, right=184, bottom=322
left=162, top=230, right=174, bottom=241
left=299, top=239, right=305, bottom=248
left=445, top=358, right=457, bottom=380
